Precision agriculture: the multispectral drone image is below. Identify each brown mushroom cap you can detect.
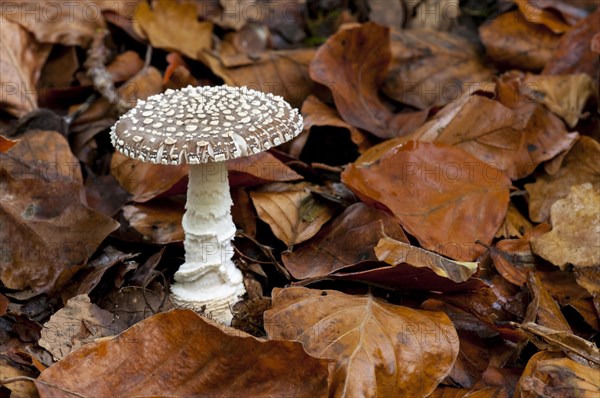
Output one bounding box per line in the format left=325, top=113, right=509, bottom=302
left=110, top=85, right=303, bottom=164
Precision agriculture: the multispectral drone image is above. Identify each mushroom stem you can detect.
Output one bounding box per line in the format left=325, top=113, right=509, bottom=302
left=170, top=161, right=245, bottom=324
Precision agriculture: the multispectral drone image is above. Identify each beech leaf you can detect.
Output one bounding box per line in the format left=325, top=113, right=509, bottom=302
left=37, top=309, right=330, bottom=397
left=265, top=287, right=459, bottom=398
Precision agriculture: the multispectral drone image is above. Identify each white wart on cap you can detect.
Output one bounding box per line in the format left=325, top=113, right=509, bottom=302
left=110, top=85, right=303, bottom=164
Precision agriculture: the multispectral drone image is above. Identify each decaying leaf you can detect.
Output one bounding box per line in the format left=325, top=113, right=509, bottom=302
left=250, top=183, right=335, bottom=247
left=0, top=0, right=112, bottom=47
left=0, top=20, right=52, bottom=117
left=405, top=0, right=460, bottom=31
left=383, top=29, right=494, bottom=109
left=524, top=272, right=572, bottom=333
left=479, top=11, right=560, bottom=71
left=526, top=136, right=600, bottom=222
left=531, top=183, right=600, bottom=269
left=495, top=203, right=533, bottom=239
left=0, top=136, right=18, bottom=153
left=39, top=294, right=127, bottom=361
left=522, top=73, right=596, bottom=128
left=342, top=141, right=511, bottom=261
left=265, top=287, right=459, bottom=397
left=228, top=151, right=303, bottom=187
left=519, top=357, right=600, bottom=397
left=110, top=152, right=189, bottom=203
left=37, top=310, right=330, bottom=397
left=0, top=131, right=119, bottom=296
left=375, top=236, right=479, bottom=284
left=121, top=198, right=185, bottom=244
left=309, top=22, right=428, bottom=139
left=282, top=202, right=408, bottom=279
left=133, top=0, right=213, bottom=61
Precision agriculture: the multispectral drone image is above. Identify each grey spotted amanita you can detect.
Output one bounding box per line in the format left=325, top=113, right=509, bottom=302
left=110, top=85, right=303, bottom=324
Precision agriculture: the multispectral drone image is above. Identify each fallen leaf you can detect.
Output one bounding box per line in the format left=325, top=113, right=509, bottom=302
left=0, top=19, right=52, bottom=117
left=430, top=386, right=509, bottom=398
left=514, top=0, right=572, bottom=33
left=300, top=95, right=371, bottom=153
left=375, top=236, right=479, bottom=283
left=110, top=151, right=189, bottom=203
left=282, top=202, right=408, bottom=279
left=520, top=357, right=600, bottom=396
left=37, top=309, right=330, bottom=397
left=383, top=29, right=494, bottom=109
left=309, top=22, right=428, bottom=139
left=265, top=286, right=459, bottom=397
left=250, top=183, right=335, bottom=247
left=204, top=48, right=317, bottom=109
left=74, top=247, right=137, bottom=297
left=121, top=198, right=185, bottom=244
left=0, top=136, right=17, bottom=153
left=526, top=136, right=600, bottom=222
left=0, top=358, right=38, bottom=398
left=531, top=183, right=600, bottom=268
left=432, top=95, right=578, bottom=180
left=0, top=132, right=119, bottom=296
left=495, top=203, right=533, bottom=239
left=341, top=141, right=511, bottom=261
left=479, top=11, right=560, bottom=71
left=133, top=0, right=213, bottom=60
left=515, top=350, right=564, bottom=398
left=0, top=0, right=110, bottom=47
left=228, top=151, right=303, bottom=187
left=524, top=272, right=572, bottom=333
left=517, top=322, right=599, bottom=365
left=489, top=223, right=551, bottom=286
left=38, top=294, right=127, bottom=361
left=542, top=8, right=600, bottom=81
left=522, top=73, right=596, bottom=128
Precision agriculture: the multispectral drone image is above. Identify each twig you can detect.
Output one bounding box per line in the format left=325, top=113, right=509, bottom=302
left=0, top=376, right=86, bottom=397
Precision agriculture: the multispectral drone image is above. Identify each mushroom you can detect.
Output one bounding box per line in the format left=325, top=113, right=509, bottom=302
left=110, top=85, right=303, bottom=324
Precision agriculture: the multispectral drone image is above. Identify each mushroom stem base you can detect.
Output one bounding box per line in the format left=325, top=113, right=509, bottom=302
left=170, top=162, right=245, bottom=325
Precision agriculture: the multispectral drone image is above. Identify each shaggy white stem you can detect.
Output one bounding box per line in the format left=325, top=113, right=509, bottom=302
left=170, top=162, right=246, bottom=324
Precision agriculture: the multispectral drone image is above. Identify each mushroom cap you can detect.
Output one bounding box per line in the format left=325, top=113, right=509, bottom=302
left=110, top=85, right=303, bottom=164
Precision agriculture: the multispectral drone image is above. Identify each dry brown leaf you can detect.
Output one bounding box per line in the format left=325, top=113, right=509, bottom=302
left=133, top=0, right=213, bottom=61
left=515, top=350, right=564, bottom=398
left=479, top=11, right=560, bottom=71
left=514, top=0, right=572, bottom=33
left=531, top=183, right=600, bottom=269
left=300, top=95, right=371, bottom=153
left=0, top=358, right=38, bottom=398
left=432, top=95, right=578, bottom=180
left=430, top=386, right=509, bottom=398
left=228, top=151, right=303, bottom=187
left=383, top=29, right=494, bottom=109
left=0, top=19, right=52, bottom=117
left=0, top=0, right=111, bottom=47
left=0, top=136, right=17, bottom=152
left=524, top=272, right=572, bottom=333
left=490, top=223, right=551, bottom=286
left=38, top=294, right=126, bottom=361
left=522, top=73, right=596, bottom=128
left=250, top=183, right=335, bottom=247
left=37, top=309, right=330, bottom=397
left=342, top=141, right=511, bottom=261
left=526, top=136, right=600, bottom=222
left=122, top=199, right=185, bottom=244
left=495, top=203, right=533, bottom=239
left=520, top=357, right=600, bottom=396
left=517, top=322, right=599, bottom=365
left=204, top=48, right=316, bottom=109
left=110, top=151, right=189, bottom=203
left=309, top=22, right=428, bottom=139
left=375, top=236, right=479, bottom=284
left=0, top=131, right=119, bottom=296
left=542, top=8, right=600, bottom=81
left=281, top=202, right=408, bottom=279
left=265, top=286, right=459, bottom=397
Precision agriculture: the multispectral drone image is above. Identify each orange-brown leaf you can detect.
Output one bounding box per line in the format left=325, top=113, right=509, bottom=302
left=37, top=309, right=330, bottom=397
left=265, top=287, right=459, bottom=398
